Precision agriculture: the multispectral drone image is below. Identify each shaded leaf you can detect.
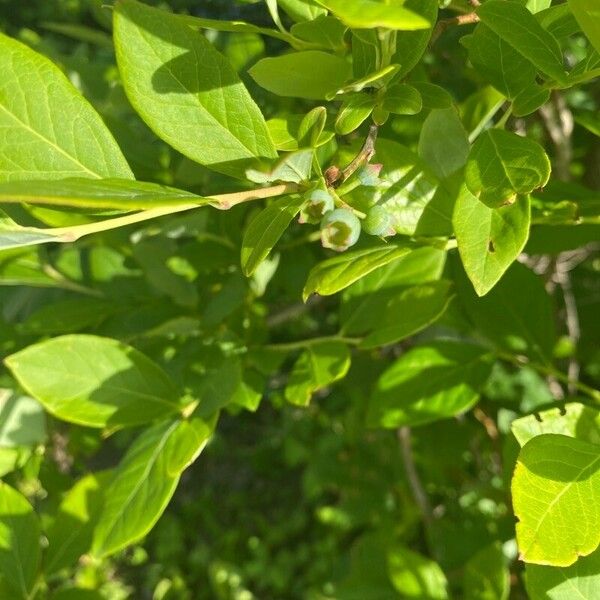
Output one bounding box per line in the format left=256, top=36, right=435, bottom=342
left=0, top=482, right=40, bottom=598
left=477, top=0, right=567, bottom=84
left=526, top=546, right=600, bottom=600
left=368, top=341, right=493, bottom=428
left=0, top=390, right=45, bottom=448
left=418, top=108, right=470, bottom=179
left=360, top=281, right=454, bottom=349
left=241, top=194, right=306, bottom=276
left=249, top=51, right=351, bottom=100
left=463, top=543, right=509, bottom=600
left=568, top=0, right=600, bottom=55
left=303, top=244, right=413, bottom=301
left=45, top=472, right=110, bottom=575
left=388, top=545, right=448, bottom=599
left=285, top=341, right=351, bottom=406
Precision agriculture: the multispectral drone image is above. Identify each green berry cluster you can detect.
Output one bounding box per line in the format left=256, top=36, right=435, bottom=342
left=300, top=183, right=396, bottom=253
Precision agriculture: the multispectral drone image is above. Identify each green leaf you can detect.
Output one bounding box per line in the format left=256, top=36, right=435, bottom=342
left=568, top=0, right=600, bottom=55
left=526, top=546, right=600, bottom=600
left=368, top=341, right=493, bottom=429
left=0, top=33, right=132, bottom=182
left=303, top=243, right=413, bottom=301
left=290, top=15, right=347, bottom=50
left=463, top=24, right=548, bottom=115
left=512, top=402, right=600, bottom=448
left=375, top=139, right=454, bottom=237
left=388, top=545, right=448, bottom=599
left=279, top=0, right=327, bottom=23
left=454, top=185, right=531, bottom=296
left=241, top=194, right=306, bottom=276
left=0, top=482, right=40, bottom=599
left=335, top=94, right=376, bottom=135
left=463, top=543, right=509, bottom=600
left=341, top=246, right=446, bottom=335
left=412, top=82, right=453, bottom=110
left=382, top=83, right=422, bottom=115
left=5, top=335, right=182, bottom=428
left=316, top=0, right=431, bottom=30
left=418, top=108, right=470, bottom=179
left=392, top=0, right=439, bottom=79
left=465, top=129, right=551, bottom=208
left=0, top=211, right=65, bottom=251
left=477, top=0, right=567, bottom=84
left=512, top=434, right=600, bottom=566
left=45, top=472, right=110, bottom=575
left=246, top=150, right=313, bottom=184
left=460, top=86, right=505, bottom=140
left=336, top=64, right=400, bottom=96
left=0, top=390, right=45, bottom=448
left=298, top=107, right=328, bottom=147
left=360, top=281, right=454, bottom=349
left=284, top=341, right=351, bottom=406
left=249, top=51, right=351, bottom=100
left=114, top=0, right=277, bottom=178
left=0, top=178, right=206, bottom=211
left=454, top=261, right=556, bottom=364
left=267, top=113, right=334, bottom=151
left=92, top=417, right=212, bottom=557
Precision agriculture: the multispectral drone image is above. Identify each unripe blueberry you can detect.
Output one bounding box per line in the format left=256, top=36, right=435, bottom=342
left=299, top=188, right=335, bottom=224
left=362, top=204, right=395, bottom=237
left=320, top=208, right=361, bottom=251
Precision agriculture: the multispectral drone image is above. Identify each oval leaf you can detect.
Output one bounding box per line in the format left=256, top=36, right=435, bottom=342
left=477, top=0, right=567, bottom=84
left=316, top=0, right=430, bottom=30
left=284, top=341, right=351, bottom=406
left=92, top=418, right=212, bottom=557
left=0, top=482, right=40, bottom=598
left=368, top=340, right=493, bottom=428
left=4, top=335, right=182, bottom=428
left=360, top=281, right=454, bottom=349
left=465, top=129, right=551, bottom=208
left=303, top=244, right=413, bottom=301
left=114, top=0, right=277, bottom=178
left=249, top=51, right=351, bottom=100
left=241, top=194, right=306, bottom=276
left=0, top=33, right=132, bottom=181
left=513, top=434, right=600, bottom=566
left=45, top=472, right=110, bottom=575
left=454, top=184, right=531, bottom=296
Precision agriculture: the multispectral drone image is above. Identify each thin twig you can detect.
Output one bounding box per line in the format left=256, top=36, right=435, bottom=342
left=326, top=125, right=379, bottom=187
left=429, top=12, right=479, bottom=47
left=538, top=92, right=574, bottom=182
left=398, top=427, right=433, bottom=529
left=554, top=256, right=582, bottom=395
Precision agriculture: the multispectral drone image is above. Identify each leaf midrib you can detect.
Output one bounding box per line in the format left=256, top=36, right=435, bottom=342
left=0, top=103, right=101, bottom=179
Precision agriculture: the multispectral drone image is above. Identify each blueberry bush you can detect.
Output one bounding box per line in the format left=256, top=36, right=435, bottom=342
left=0, top=0, right=599, bottom=598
